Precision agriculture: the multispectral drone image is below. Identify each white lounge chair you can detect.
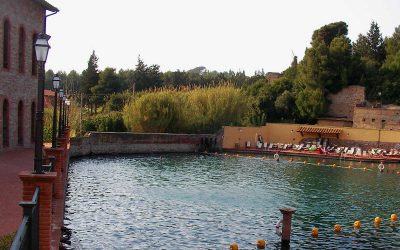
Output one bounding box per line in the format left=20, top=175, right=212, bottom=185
left=263, top=142, right=268, bottom=149
left=246, top=141, right=251, bottom=148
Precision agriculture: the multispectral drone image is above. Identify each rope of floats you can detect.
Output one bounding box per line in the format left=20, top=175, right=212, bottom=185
left=204, top=152, right=399, bottom=249
left=208, top=152, right=400, bottom=174
left=228, top=214, right=398, bottom=250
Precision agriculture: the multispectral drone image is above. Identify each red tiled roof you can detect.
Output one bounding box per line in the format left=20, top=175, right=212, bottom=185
left=44, top=89, right=55, bottom=96
left=297, top=126, right=342, bottom=134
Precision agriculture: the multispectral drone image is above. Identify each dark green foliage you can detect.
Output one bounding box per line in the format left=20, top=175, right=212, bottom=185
left=354, top=21, right=386, bottom=65
left=82, top=112, right=126, bottom=133
left=81, top=51, right=100, bottom=99
left=45, top=69, right=54, bottom=90
left=67, top=70, right=81, bottom=95
left=353, top=21, right=387, bottom=100
left=243, top=78, right=295, bottom=124
left=133, top=56, right=163, bottom=91
left=297, top=22, right=352, bottom=94
left=91, top=67, right=121, bottom=106
left=311, top=21, right=348, bottom=47
left=105, top=93, right=127, bottom=112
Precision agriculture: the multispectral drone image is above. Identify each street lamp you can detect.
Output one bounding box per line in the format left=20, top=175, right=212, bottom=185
left=51, top=74, right=60, bottom=148
left=62, top=96, right=67, bottom=131
left=33, top=33, right=50, bottom=174
left=58, top=89, right=63, bottom=137
left=65, top=99, right=71, bottom=126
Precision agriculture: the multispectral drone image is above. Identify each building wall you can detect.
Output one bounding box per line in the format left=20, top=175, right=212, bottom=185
left=0, top=0, right=45, bottom=152
left=317, top=119, right=353, bottom=127
left=326, top=85, right=365, bottom=119
left=353, top=107, right=400, bottom=130
left=223, top=123, right=400, bottom=150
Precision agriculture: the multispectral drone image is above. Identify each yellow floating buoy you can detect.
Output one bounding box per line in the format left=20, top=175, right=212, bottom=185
left=224, top=153, right=228, bottom=156
left=334, top=224, right=341, bottom=233
left=230, top=243, right=239, bottom=250
left=363, top=167, right=367, bottom=172
left=256, top=239, right=266, bottom=249
left=348, top=165, right=352, bottom=169
left=289, top=158, right=293, bottom=162
left=374, top=217, right=382, bottom=225
left=391, top=214, right=398, bottom=222
left=311, top=227, right=319, bottom=237
left=304, top=160, right=307, bottom=164
left=317, top=162, right=320, bottom=166
left=333, top=163, right=336, bottom=168
left=354, top=220, right=361, bottom=230
left=397, top=171, right=400, bottom=175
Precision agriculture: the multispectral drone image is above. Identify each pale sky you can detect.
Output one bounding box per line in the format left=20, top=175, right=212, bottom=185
left=45, top=0, right=400, bottom=75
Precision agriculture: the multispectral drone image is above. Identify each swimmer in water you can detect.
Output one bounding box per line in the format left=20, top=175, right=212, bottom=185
left=274, top=152, right=280, bottom=162
left=378, top=161, right=385, bottom=173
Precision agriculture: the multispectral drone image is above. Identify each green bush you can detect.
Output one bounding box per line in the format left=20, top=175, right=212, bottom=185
left=123, top=84, right=249, bottom=134
left=104, top=93, right=127, bottom=112
left=82, top=112, right=127, bottom=134
left=44, top=108, right=55, bottom=143
left=0, top=232, right=15, bottom=250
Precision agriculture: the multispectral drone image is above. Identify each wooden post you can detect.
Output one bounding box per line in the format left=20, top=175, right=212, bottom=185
left=279, top=207, right=296, bottom=247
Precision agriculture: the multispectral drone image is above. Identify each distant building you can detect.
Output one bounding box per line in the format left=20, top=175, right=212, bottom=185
left=317, top=85, right=365, bottom=127
left=266, top=72, right=282, bottom=83
left=353, top=104, right=400, bottom=130
left=44, top=89, right=55, bottom=108
left=0, top=0, right=58, bottom=152
left=317, top=85, right=400, bottom=130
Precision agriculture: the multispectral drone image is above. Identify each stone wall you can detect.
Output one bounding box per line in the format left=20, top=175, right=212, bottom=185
left=326, top=85, right=365, bottom=119
left=70, top=132, right=218, bottom=158
left=0, top=0, right=46, bottom=152
left=353, top=106, right=400, bottom=130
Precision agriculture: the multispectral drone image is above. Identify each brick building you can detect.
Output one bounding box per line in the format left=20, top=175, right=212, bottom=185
left=0, top=0, right=57, bottom=152
left=266, top=72, right=282, bottom=82
left=353, top=104, right=400, bottom=130
left=317, top=85, right=365, bottom=127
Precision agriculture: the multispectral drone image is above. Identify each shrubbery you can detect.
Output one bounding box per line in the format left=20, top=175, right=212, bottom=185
left=82, top=112, right=126, bottom=133
left=123, top=84, right=248, bottom=134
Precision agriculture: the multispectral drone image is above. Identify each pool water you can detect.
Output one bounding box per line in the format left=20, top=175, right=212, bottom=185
left=65, top=154, right=400, bottom=249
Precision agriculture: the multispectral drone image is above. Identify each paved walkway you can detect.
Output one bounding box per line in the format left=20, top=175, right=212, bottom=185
left=0, top=149, right=34, bottom=236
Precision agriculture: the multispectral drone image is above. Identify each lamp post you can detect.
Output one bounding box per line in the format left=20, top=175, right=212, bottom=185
left=62, top=96, right=67, bottom=131
left=58, top=89, right=63, bottom=137
left=65, top=100, right=70, bottom=126
left=33, top=33, right=51, bottom=174
left=51, top=74, right=60, bottom=148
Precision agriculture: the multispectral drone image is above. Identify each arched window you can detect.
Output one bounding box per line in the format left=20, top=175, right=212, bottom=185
left=31, top=33, right=38, bottom=76
left=18, top=27, right=26, bottom=73
left=2, top=99, right=9, bottom=147
left=3, top=19, right=11, bottom=69
left=31, top=101, right=35, bottom=142
left=18, top=101, right=24, bottom=145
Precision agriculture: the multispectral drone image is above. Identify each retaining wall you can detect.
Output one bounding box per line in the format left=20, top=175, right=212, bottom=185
left=223, top=124, right=400, bottom=150
left=70, top=132, right=219, bottom=157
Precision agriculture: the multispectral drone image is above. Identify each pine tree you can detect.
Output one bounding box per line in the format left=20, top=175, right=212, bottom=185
left=81, top=51, right=100, bottom=113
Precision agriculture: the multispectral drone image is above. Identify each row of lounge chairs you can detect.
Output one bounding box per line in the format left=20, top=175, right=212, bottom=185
left=250, top=141, right=400, bottom=157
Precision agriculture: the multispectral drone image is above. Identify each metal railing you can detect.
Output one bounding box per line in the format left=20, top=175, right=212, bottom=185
left=10, top=187, right=40, bottom=250
left=43, top=156, right=56, bottom=172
